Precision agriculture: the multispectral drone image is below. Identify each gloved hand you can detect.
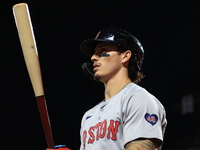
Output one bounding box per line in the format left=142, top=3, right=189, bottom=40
left=46, top=145, right=71, bottom=150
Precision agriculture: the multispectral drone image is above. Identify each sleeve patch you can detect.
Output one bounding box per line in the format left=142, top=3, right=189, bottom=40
left=144, top=113, right=158, bottom=125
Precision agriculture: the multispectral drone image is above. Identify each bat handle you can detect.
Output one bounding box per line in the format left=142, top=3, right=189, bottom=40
left=36, top=96, right=55, bottom=148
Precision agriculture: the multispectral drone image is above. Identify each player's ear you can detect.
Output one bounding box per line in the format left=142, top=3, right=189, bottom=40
left=121, top=50, right=132, bottom=64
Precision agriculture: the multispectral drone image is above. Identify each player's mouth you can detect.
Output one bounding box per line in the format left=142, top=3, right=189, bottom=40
left=93, top=63, right=100, bottom=71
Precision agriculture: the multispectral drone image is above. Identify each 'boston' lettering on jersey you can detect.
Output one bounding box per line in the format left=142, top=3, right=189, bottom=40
left=82, top=119, right=121, bottom=147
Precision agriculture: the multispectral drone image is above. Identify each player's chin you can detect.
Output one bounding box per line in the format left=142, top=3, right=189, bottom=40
left=93, top=73, right=102, bottom=82
left=94, top=73, right=109, bottom=83
left=94, top=74, right=101, bottom=82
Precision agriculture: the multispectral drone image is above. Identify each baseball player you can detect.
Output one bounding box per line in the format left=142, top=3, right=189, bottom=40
left=80, top=28, right=167, bottom=150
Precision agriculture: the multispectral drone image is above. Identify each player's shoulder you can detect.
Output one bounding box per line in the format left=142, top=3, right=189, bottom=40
left=123, top=83, right=162, bottom=106
left=123, top=83, right=149, bottom=96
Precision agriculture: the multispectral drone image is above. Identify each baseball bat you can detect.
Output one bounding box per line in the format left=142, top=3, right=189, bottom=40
left=13, top=3, right=55, bottom=148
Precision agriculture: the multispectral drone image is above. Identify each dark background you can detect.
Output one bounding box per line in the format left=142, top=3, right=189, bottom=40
left=1, top=0, right=200, bottom=150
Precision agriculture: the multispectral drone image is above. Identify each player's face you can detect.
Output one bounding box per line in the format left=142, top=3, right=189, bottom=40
left=91, top=42, right=124, bottom=82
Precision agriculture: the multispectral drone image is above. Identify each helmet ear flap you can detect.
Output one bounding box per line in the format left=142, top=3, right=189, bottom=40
left=82, top=62, right=94, bottom=80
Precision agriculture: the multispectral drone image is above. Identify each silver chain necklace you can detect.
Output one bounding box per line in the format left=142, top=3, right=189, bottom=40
left=115, top=81, right=132, bottom=95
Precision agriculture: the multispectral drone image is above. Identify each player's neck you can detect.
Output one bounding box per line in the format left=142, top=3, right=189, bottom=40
left=104, top=77, right=131, bottom=101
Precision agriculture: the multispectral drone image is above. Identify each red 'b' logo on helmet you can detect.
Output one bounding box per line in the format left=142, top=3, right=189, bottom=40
left=95, top=31, right=101, bottom=39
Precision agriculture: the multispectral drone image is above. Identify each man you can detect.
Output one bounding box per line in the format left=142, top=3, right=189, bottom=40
left=80, top=27, right=167, bottom=150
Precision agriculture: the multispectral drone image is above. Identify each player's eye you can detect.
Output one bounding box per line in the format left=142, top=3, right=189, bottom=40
left=99, top=48, right=110, bottom=57
left=100, top=48, right=107, bottom=53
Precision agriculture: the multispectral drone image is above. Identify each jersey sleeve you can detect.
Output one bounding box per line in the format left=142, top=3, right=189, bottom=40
left=122, top=90, right=166, bottom=147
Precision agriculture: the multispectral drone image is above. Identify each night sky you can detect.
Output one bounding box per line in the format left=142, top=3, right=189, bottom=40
left=1, top=1, right=200, bottom=150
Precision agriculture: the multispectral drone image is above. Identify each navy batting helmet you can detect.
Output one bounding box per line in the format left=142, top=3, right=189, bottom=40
left=80, top=27, right=144, bottom=70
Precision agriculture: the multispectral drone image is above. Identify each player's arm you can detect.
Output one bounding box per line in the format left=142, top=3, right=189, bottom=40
left=123, top=138, right=159, bottom=150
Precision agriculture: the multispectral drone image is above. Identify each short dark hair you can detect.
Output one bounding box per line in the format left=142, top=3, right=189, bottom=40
left=117, top=47, right=144, bottom=84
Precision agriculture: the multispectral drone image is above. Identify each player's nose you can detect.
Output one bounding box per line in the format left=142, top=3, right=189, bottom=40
left=91, top=53, right=99, bottom=62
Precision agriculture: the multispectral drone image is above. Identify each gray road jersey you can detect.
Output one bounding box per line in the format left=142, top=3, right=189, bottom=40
left=80, top=83, right=167, bottom=150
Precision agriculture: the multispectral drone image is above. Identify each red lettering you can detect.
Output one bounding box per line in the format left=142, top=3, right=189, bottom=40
left=151, top=117, right=156, bottom=123
left=147, top=116, right=151, bottom=121
left=95, top=120, right=107, bottom=140
left=107, top=120, right=121, bottom=140
left=83, top=119, right=121, bottom=146
left=88, top=126, right=95, bottom=143
left=99, top=120, right=107, bottom=138
left=95, top=122, right=101, bottom=140
left=147, top=116, right=156, bottom=123
left=82, top=130, right=87, bottom=147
